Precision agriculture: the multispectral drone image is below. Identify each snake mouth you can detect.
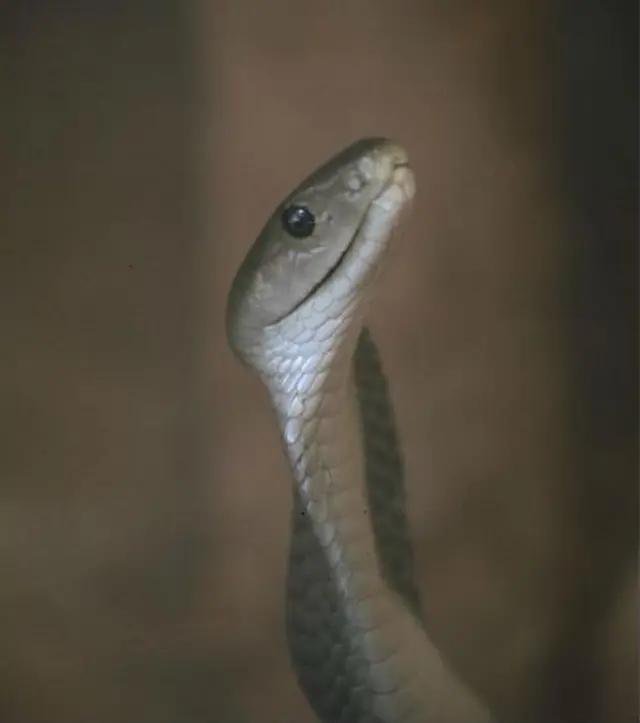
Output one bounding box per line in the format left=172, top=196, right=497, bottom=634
left=283, top=210, right=367, bottom=318
left=286, top=162, right=412, bottom=318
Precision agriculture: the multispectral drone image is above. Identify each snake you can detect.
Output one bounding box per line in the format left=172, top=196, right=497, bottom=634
left=225, top=138, right=494, bottom=722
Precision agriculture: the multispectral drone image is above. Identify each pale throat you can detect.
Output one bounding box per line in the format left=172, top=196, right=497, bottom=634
left=268, top=337, right=385, bottom=606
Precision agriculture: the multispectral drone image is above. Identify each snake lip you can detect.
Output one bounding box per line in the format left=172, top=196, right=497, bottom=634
left=271, top=160, right=412, bottom=326
left=281, top=220, right=365, bottom=321
left=309, top=161, right=410, bottom=287
left=303, top=162, right=411, bottom=297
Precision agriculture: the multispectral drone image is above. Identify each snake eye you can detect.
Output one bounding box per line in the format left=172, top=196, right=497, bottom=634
left=281, top=204, right=316, bottom=239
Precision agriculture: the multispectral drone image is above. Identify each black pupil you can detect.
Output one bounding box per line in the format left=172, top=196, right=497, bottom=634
left=282, top=205, right=315, bottom=238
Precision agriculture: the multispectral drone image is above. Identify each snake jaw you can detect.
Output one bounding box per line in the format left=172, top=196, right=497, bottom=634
left=276, top=159, right=415, bottom=328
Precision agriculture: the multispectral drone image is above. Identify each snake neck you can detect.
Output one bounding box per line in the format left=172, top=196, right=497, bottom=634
left=284, top=327, right=421, bottom=615
left=281, top=326, right=410, bottom=722
left=267, top=326, right=492, bottom=723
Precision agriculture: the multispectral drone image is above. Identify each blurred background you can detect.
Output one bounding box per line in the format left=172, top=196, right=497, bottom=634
left=1, top=1, right=636, bottom=721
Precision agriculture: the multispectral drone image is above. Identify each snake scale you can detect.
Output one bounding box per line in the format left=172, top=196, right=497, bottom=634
left=226, top=138, right=494, bottom=722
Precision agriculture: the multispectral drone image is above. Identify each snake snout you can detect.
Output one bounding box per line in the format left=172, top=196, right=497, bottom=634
left=355, top=140, right=410, bottom=187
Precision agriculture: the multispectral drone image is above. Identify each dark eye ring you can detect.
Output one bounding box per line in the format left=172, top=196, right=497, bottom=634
left=281, top=204, right=316, bottom=239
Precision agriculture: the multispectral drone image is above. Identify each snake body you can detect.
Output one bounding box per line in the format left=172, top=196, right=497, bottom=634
left=226, top=139, right=493, bottom=722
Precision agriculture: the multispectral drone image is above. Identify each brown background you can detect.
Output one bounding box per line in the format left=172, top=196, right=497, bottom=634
left=1, top=2, right=636, bottom=722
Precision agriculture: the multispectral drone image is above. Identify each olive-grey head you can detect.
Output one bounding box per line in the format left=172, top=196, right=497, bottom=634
left=226, top=137, right=415, bottom=371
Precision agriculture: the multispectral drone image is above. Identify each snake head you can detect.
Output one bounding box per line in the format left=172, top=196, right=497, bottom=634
left=226, top=137, right=415, bottom=368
